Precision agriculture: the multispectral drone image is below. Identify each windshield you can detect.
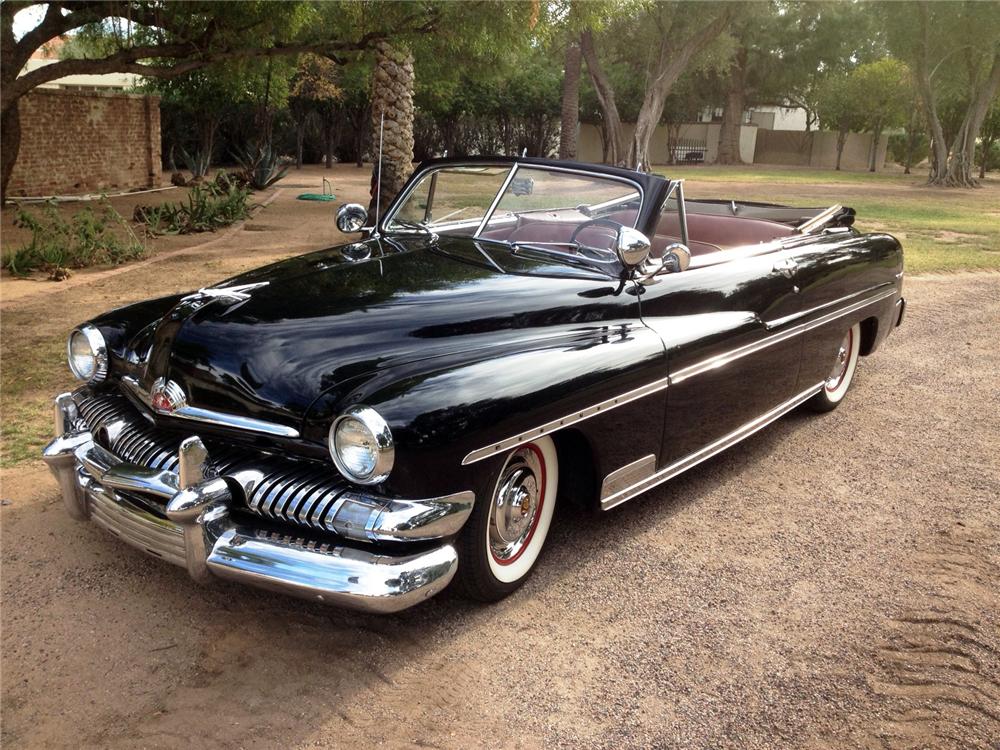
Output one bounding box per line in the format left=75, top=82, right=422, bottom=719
left=384, top=164, right=642, bottom=255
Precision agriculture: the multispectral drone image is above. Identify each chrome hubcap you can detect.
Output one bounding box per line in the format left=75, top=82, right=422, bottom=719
left=489, top=446, right=543, bottom=564
left=825, top=330, right=852, bottom=391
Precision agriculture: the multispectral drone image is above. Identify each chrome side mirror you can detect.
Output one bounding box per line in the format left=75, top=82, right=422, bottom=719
left=661, top=242, right=691, bottom=273
left=615, top=227, right=652, bottom=269
left=336, top=203, right=368, bottom=233
left=638, top=242, right=691, bottom=284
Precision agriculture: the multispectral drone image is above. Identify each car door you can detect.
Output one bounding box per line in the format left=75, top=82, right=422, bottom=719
left=638, top=246, right=805, bottom=472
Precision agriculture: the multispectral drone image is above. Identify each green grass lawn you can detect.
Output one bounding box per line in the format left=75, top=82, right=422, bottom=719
left=659, top=165, right=1000, bottom=274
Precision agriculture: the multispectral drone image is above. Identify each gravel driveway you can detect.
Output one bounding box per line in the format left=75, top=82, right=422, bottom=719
left=2, top=272, right=998, bottom=749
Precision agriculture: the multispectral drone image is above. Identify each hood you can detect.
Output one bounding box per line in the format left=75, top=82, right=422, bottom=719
left=127, top=235, right=634, bottom=435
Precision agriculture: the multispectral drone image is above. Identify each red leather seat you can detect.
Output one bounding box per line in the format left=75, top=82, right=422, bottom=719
left=654, top=212, right=793, bottom=257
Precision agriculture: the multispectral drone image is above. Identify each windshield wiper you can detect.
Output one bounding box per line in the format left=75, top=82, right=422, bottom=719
left=511, top=242, right=619, bottom=276
left=514, top=241, right=619, bottom=265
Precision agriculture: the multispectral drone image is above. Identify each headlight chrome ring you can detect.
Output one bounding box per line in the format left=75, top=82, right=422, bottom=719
left=328, top=405, right=394, bottom=485
left=67, top=324, right=109, bottom=384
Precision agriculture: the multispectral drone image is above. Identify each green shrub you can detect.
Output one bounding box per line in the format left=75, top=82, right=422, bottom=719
left=3, top=200, right=146, bottom=278
left=134, top=172, right=251, bottom=235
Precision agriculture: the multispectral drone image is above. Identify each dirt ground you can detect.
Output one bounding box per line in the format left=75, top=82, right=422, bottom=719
left=1, top=165, right=999, bottom=748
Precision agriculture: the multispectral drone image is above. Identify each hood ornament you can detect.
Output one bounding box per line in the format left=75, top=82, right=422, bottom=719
left=150, top=377, right=187, bottom=414
left=181, top=281, right=269, bottom=305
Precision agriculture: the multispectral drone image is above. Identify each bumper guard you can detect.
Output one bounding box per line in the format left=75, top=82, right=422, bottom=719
left=42, top=393, right=469, bottom=613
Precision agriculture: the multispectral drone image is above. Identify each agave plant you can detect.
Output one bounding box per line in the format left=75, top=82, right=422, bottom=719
left=177, top=145, right=212, bottom=179
left=233, top=143, right=291, bottom=190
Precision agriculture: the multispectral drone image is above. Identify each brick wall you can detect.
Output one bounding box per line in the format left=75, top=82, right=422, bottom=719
left=7, top=89, right=161, bottom=197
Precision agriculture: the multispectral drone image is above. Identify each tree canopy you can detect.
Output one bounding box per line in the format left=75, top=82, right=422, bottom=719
left=3, top=0, right=999, bottom=198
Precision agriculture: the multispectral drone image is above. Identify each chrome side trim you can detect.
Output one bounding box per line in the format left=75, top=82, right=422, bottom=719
left=121, top=376, right=300, bottom=438
left=800, top=287, right=897, bottom=332
left=600, top=383, right=823, bottom=510
left=600, top=454, right=656, bottom=500
left=461, top=376, right=670, bottom=465
left=766, top=284, right=894, bottom=330
left=461, top=288, right=896, bottom=466
left=670, top=288, right=897, bottom=385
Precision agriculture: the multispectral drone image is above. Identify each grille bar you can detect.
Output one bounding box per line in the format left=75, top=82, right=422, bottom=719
left=75, top=389, right=355, bottom=536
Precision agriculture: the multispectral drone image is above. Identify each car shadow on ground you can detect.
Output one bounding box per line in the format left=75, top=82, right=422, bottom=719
left=0, top=402, right=817, bottom=748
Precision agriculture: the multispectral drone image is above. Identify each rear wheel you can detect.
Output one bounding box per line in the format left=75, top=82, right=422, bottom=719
left=454, top=436, right=558, bottom=601
left=806, top=323, right=860, bottom=412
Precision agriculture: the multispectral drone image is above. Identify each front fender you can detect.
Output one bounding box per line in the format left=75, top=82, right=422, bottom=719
left=304, top=322, right=668, bottom=498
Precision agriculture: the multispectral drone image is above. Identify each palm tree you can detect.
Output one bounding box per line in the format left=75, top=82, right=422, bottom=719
left=369, top=41, right=415, bottom=217
left=558, top=38, right=582, bottom=160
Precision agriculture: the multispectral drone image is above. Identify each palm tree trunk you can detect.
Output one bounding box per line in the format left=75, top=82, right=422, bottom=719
left=558, top=38, right=582, bottom=160
left=369, top=41, right=414, bottom=216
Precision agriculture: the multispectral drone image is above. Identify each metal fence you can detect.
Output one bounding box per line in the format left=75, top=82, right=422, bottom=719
left=670, top=139, right=707, bottom=164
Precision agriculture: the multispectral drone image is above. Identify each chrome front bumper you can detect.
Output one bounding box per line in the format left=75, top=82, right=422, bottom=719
left=42, top=393, right=470, bottom=613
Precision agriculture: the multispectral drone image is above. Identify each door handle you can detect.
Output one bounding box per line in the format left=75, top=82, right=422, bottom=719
left=773, top=258, right=798, bottom=278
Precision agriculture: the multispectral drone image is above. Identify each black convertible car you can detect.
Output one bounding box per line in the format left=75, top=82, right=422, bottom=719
left=43, top=157, right=905, bottom=612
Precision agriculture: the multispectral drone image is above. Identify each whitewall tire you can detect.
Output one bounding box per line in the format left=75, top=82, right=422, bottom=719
left=455, top=436, right=558, bottom=600
left=807, top=323, right=861, bottom=412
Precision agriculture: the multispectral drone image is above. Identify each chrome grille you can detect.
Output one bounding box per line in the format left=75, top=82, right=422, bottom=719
left=76, top=391, right=263, bottom=477
left=75, top=389, right=358, bottom=535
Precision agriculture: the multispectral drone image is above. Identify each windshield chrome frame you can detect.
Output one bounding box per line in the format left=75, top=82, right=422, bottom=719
left=380, top=161, right=647, bottom=242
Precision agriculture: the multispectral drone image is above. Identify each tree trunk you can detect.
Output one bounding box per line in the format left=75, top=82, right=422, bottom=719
left=580, top=30, right=625, bottom=166
left=835, top=128, right=847, bottom=171
left=295, top=121, right=305, bottom=168
left=868, top=119, right=883, bottom=173
left=627, top=7, right=733, bottom=170
left=903, top=108, right=919, bottom=175
left=942, top=49, right=1000, bottom=187
left=325, top=121, right=334, bottom=168
left=913, top=4, right=1000, bottom=186
left=913, top=5, right=950, bottom=184
left=558, top=38, right=582, bottom=160
left=980, top=136, right=995, bottom=178
left=1, top=98, right=20, bottom=201
left=717, top=48, right=747, bottom=165
left=369, top=41, right=415, bottom=217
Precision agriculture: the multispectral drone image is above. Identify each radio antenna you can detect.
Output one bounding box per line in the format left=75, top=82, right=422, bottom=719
left=373, top=111, right=385, bottom=239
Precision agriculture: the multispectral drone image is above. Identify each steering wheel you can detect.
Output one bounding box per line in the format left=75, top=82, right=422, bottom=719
left=569, top=218, right=624, bottom=252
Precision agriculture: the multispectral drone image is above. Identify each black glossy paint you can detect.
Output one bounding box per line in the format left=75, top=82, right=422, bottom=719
left=75, top=157, right=903, bottom=508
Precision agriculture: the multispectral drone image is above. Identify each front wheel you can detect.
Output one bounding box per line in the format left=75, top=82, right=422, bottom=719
left=806, top=322, right=861, bottom=412
left=454, top=436, right=558, bottom=601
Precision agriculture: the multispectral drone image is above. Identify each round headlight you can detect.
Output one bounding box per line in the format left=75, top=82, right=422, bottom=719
left=67, top=324, right=108, bottom=383
left=328, top=406, right=394, bottom=484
